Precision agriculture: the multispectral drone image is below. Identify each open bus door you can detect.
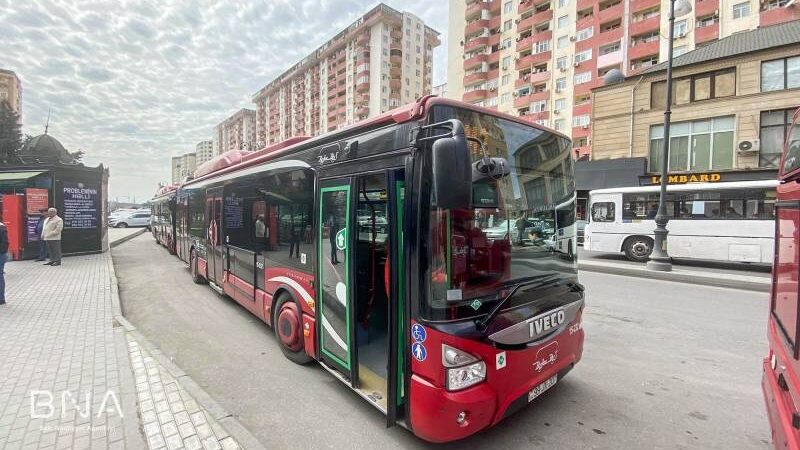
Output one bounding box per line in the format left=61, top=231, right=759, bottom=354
left=764, top=107, right=800, bottom=450
left=316, top=169, right=406, bottom=425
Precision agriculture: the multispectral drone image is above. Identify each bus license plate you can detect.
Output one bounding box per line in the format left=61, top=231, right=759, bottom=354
left=528, top=375, right=558, bottom=402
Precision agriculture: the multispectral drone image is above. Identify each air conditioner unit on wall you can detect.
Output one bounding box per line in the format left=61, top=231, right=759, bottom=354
left=738, top=139, right=760, bottom=153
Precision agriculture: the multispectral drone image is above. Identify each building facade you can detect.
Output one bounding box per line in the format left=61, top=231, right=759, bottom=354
left=432, top=83, right=448, bottom=97
left=591, top=21, right=799, bottom=184
left=252, top=3, right=440, bottom=147
left=447, top=0, right=799, bottom=158
left=214, top=109, right=256, bottom=155
left=171, top=152, right=197, bottom=184
left=195, top=140, right=214, bottom=165
left=0, top=68, right=22, bottom=115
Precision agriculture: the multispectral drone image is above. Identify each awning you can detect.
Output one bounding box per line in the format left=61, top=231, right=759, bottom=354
left=575, top=158, right=646, bottom=191
left=0, top=171, right=45, bottom=181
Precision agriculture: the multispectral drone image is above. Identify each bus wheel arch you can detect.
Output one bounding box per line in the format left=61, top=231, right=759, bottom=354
left=622, top=235, right=654, bottom=262
left=272, top=290, right=314, bottom=365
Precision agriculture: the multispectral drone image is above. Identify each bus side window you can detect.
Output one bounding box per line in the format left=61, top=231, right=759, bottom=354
left=591, top=202, right=615, bottom=222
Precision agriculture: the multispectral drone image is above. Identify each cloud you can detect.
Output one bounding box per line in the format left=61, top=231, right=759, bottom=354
left=0, top=0, right=448, bottom=201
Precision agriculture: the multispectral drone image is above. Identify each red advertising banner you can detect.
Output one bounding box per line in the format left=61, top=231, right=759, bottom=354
left=25, top=188, right=49, bottom=215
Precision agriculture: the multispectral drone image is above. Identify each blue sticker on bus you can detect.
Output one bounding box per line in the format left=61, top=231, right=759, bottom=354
left=411, top=323, right=427, bottom=342
left=412, top=342, right=427, bottom=362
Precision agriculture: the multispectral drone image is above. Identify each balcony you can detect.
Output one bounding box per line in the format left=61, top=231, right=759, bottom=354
left=465, top=35, right=489, bottom=52
left=515, top=70, right=550, bottom=88
left=486, top=69, right=500, bottom=81
left=516, top=35, right=535, bottom=53
left=598, top=26, right=624, bottom=43
left=356, top=32, right=370, bottom=45
left=519, top=30, right=552, bottom=53
left=695, top=23, right=719, bottom=43
left=571, top=125, right=591, bottom=139
left=356, top=81, right=370, bottom=93
left=464, top=53, right=489, bottom=70
left=573, top=145, right=591, bottom=158
left=357, top=106, right=369, bottom=117
left=598, top=2, right=624, bottom=23
left=515, top=51, right=551, bottom=71
left=463, top=71, right=488, bottom=86
left=518, top=0, right=537, bottom=15
left=760, top=5, right=800, bottom=26
left=518, top=8, right=553, bottom=31
left=521, top=110, right=550, bottom=122
left=463, top=89, right=488, bottom=103
left=629, top=14, right=660, bottom=35
left=572, top=102, right=592, bottom=116
left=489, top=0, right=502, bottom=14
left=489, top=16, right=502, bottom=29
left=389, top=64, right=402, bottom=77
left=574, top=77, right=604, bottom=96
left=466, top=1, right=488, bottom=19
left=577, top=0, right=595, bottom=12
left=628, top=38, right=659, bottom=61
left=488, top=32, right=501, bottom=47
left=356, top=68, right=369, bottom=79
left=513, top=90, right=550, bottom=108
left=630, top=0, right=659, bottom=13
left=575, top=13, right=596, bottom=31
left=465, top=19, right=490, bottom=37
left=597, top=49, right=623, bottom=68
left=389, top=78, right=402, bottom=89
left=695, top=0, right=719, bottom=18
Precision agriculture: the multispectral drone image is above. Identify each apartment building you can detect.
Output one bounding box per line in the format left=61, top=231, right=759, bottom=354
left=214, top=109, right=256, bottom=155
left=0, top=68, right=22, bottom=115
left=592, top=21, right=798, bottom=180
left=171, top=152, right=197, bottom=184
left=195, top=140, right=214, bottom=165
left=252, top=3, right=440, bottom=146
left=448, top=0, right=800, bottom=157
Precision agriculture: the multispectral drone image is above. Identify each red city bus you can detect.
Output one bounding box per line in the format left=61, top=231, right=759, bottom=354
left=160, top=96, right=585, bottom=442
left=763, top=106, right=800, bottom=450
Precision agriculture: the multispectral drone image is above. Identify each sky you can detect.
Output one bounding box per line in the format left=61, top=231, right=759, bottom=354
left=0, top=0, right=449, bottom=202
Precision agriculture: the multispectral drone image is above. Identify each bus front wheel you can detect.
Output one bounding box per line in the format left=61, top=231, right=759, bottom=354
left=273, top=293, right=313, bottom=365
left=624, top=236, right=653, bottom=263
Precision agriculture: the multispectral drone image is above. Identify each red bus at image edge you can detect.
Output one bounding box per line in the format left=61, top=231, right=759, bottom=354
left=150, top=96, right=585, bottom=442
left=763, top=106, right=800, bottom=450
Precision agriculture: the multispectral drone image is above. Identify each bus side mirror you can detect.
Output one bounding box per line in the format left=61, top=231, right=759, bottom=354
left=432, top=122, right=472, bottom=210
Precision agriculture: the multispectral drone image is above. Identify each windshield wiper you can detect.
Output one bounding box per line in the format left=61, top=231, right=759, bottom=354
left=476, top=275, right=558, bottom=331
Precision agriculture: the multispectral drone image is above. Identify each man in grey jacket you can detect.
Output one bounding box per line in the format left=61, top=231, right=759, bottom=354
left=42, top=208, right=64, bottom=266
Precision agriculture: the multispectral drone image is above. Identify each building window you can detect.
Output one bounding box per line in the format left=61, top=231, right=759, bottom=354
left=761, top=56, right=800, bottom=92
left=502, top=56, right=511, bottom=70
left=554, top=119, right=566, bottom=130
left=534, top=40, right=550, bottom=53
left=573, top=115, right=590, bottom=127
left=576, top=27, right=593, bottom=41
left=555, top=77, right=567, bottom=90
left=504, top=1, right=513, bottom=13
left=673, top=46, right=687, bottom=57
left=557, top=35, right=569, bottom=49
left=733, top=1, right=750, bottom=18
left=558, top=15, right=570, bottom=29
left=558, top=0, right=569, bottom=7
left=600, top=41, right=621, bottom=55
left=503, top=38, right=512, bottom=49
left=531, top=101, right=547, bottom=112
left=696, top=15, right=718, bottom=27
left=760, top=109, right=800, bottom=168
left=486, top=96, right=498, bottom=107
left=574, top=49, right=592, bottom=63
left=649, top=116, right=735, bottom=172
left=650, top=68, right=736, bottom=107
left=574, top=71, right=591, bottom=84
left=504, top=19, right=512, bottom=31
left=501, top=93, right=511, bottom=104
left=555, top=98, right=566, bottom=110
left=502, top=74, right=510, bottom=85
left=556, top=56, right=568, bottom=69
left=674, top=20, right=688, bottom=36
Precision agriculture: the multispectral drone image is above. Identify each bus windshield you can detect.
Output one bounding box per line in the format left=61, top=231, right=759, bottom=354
left=423, top=105, right=577, bottom=321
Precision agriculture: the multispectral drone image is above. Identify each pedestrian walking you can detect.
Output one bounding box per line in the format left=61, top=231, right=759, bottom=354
left=35, top=208, right=48, bottom=261
left=42, top=207, right=63, bottom=266
left=0, top=216, right=7, bottom=305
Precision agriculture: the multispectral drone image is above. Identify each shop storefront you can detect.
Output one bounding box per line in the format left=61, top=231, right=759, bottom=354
left=0, top=165, right=109, bottom=260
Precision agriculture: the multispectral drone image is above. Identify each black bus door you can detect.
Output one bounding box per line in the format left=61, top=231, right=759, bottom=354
left=206, top=187, right=224, bottom=285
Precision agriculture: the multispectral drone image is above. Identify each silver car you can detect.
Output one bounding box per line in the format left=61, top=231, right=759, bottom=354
left=109, top=210, right=151, bottom=228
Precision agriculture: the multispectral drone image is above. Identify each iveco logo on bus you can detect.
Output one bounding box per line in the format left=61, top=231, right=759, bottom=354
left=529, top=309, right=566, bottom=338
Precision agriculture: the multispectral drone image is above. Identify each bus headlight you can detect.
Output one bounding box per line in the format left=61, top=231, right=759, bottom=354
left=443, top=344, right=486, bottom=391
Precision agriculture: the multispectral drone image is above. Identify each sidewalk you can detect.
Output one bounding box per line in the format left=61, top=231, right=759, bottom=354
left=0, top=251, right=244, bottom=450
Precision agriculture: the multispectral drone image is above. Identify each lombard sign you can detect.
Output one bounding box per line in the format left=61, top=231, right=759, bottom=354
left=648, top=173, right=722, bottom=184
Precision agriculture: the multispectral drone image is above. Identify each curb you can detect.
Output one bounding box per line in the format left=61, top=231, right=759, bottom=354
left=578, top=260, right=771, bottom=292
left=107, top=251, right=266, bottom=450
left=110, top=228, right=147, bottom=248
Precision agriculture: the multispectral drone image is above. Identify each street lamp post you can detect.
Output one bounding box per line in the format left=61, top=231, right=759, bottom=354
left=646, top=0, right=692, bottom=272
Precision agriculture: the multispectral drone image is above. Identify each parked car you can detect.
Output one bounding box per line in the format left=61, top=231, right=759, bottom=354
left=483, top=218, right=548, bottom=243
left=109, top=210, right=151, bottom=228
left=108, top=208, right=136, bottom=220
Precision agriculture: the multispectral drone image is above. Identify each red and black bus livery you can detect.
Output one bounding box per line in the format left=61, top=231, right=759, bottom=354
left=157, top=96, right=585, bottom=442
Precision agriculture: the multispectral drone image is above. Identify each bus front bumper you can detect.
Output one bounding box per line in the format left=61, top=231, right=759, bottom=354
left=408, top=350, right=578, bottom=443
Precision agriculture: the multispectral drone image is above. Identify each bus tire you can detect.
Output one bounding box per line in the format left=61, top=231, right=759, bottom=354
left=273, top=293, right=313, bottom=365
left=623, top=236, right=653, bottom=263
left=190, top=250, right=206, bottom=284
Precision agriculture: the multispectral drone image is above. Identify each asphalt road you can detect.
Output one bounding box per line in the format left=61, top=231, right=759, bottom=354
left=113, top=234, right=771, bottom=449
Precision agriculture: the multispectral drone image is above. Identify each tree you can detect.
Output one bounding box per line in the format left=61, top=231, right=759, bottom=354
left=0, top=100, right=22, bottom=164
